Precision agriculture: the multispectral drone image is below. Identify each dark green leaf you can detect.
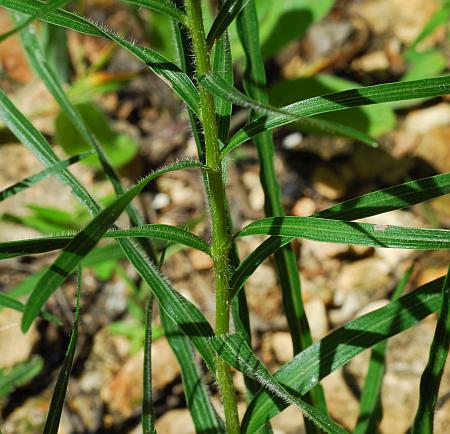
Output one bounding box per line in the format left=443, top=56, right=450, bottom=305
left=142, top=295, right=155, bottom=434
left=242, top=277, right=446, bottom=433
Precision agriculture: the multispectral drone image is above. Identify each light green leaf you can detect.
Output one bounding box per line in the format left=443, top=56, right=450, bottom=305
left=224, top=75, right=450, bottom=155
left=122, top=0, right=187, bottom=24
left=211, top=334, right=348, bottom=434
left=242, top=277, right=446, bottom=433
left=0, top=357, right=44, bottom=398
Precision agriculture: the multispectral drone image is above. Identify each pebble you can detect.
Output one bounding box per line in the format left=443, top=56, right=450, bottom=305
left=155, top=408, right=195, bottom=434
left=292, top=197, right=316, bottom=217
left=312, top=165, right=347, bottom=200
left=305, top=298, right=329, bottom=340
left=188, top=249, right=213, bottom=271
left=271, top=332, right=293, bottom=364
left=414, top=125, right=450, bottom=173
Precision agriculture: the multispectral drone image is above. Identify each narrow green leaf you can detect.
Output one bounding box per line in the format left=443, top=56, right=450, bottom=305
left=0, top=0, right=69, bottom=42
left=43, top=266, right=82, bottom=434
left=211, top=334, right=348, bottom=434
left=0, top=152, right=93, bottom=202
left=206, top=0, right=250, bottom=47
left=224, top=75, right=450, bottom=155
left=0, top=223, right=210, bottom=259
left=142, top=295, right=155, bottom=434
left=21, top=160, right=203, bottom=332
left=412, top=266, right=450, bottom=434
left=316, top=172, right=450, bottom=221
left=122, top=0, right=187, bottom=24
left=200, top=73, right=377, bottom=147
left=160, top=309, right=226, bottom=433
left=0, top=292, right=61, bottom=325
left=236, top=216, right=450, bottom=250
left=0, top=88, right=99, bottom=216
left=242, top=277, right=446, bottom=433
left=0, top=357, right=44, bottom=398
left=353, top=265, right=412, bottom=434
left=0, top=0, right=201, bottom=115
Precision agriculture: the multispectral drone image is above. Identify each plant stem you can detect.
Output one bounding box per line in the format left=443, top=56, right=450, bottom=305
left=184, top=1, right=240, bottom=432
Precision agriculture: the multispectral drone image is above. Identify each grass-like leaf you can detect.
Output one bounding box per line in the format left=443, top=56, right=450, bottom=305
left=242, top=276, right=446, bottom=433
left=224, top=75, right=450, bottom=155
left=0, top=224, right=211, bottom=259
left=142, top=295, right=155, bottom=434
left=0, top=88, right=99, bottom=215
left=21, top=160, right=203, bottom=332
left=43, top=266, right=82, bottom=434
left=161, top=309, right=226, bottom=433
left=0, top=0, right=201, bottom=115
left=200, top=73, right=377, bottom=147
left=0, top=0, right=69, bottom=42
left=236, top=216, right=450, bottom=250
left=411, top=266, right=450, bottom=434
left=122, top=0, right=187, bottom=24
left=0, top=292, right=61, bottom=325
left=0, top=356, right=44, bottom=398
left=353, top=265, right=413, bottom=434
left=0, top=152, right=93, bottom=202
left=211, top=334, right=348, bottom=434
left=206, top=0, right=250, bottom=47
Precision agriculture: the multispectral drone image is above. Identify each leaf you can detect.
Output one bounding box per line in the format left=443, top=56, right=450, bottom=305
left=0, top=357, right=44, bottom=398
left=160, top=309, right=226, bottom=433
left=55, top=103, right=139, bottom=168
left=268, top=75, right=396, bottom=137
left=353, top=265, right=412, bottom=434
left=142, top=295, right=155, bottom=434
left=224, top=75, right=450, bottom=155
left=200, top=73, right=377, bottom=147
left=122, top=0, right=187, bottom=24
left=0, top=0, right=70, bottom=42
left=403, top=49, right=448, bottom=82
left=43, top=267, right=82, bottom=434
left=0, top=152, right=93, bottom=202
left=0, top=223, right=211, bottom=259
left=0, top=292, right=61, bottom=325
left=242, top=277, right=446, bottom=433
left=206, top=0, right=250, bottom=47
left=0, top=0, right=201, bottom=115
left=211, top=334, right=348, bottom=434
left=236, top=216, right=450, bottom=250
left=21, top=160, right=203, bottom=332
left=412, top=266, right=450, bottom=434
left=0, top=88, right=99, bottom=215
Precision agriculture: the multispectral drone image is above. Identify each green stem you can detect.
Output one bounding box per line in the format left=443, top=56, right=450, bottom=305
left=184, top=1, right=240, bottom=432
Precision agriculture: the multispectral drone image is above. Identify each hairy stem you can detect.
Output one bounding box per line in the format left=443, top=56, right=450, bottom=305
left=184, top=1, right=240, bottom=432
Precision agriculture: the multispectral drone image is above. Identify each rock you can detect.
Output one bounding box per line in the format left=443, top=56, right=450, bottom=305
left=356, top=299, right=390, bottom=317
left=305, top=298, right=328, bottom=340
left=271, top=332, right=294, bottom=364
left=292, top=197, right=316, bottom=217
left=155, top=409, right=195, bottom=434
left=352, top=50, right=390, bottom=72
left=242, top=171, right=265, bottom=211
left=271, top=404, right=305, bottom=434
left=0, top=308, right=38, bottom=369
left=188, top=249, right=213, bottom=271
left=101, top=338, right=180, bottom=420
left=414, top=125, right=450, bottom=173
left=312, top=165, right=347, bottom=200
left=403, top=103, right=450, bottom=136
left=417, top=265, right=449, bottom=287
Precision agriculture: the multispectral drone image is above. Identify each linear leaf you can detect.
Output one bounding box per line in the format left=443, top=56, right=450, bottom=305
left=200, top=73, right=377, bottom=147
left=412, top=266, right=450, bottom=434
left=242, top=277, right=446, bottom=433
left=0, top=0, right=200, bottom=115
left=0, top=0, right=69, bottom=42
left=142, top=295, right=155, bottom=434
left=43, top=267, right=81, bottom=434
left=236, top=216, right=450, bottom=250
left=21, top=160, right=203, bottom=332
left=206, top=0, right=250, bottom=47
left=161, top=309, right=226, bottom=433
left=0, top=152, right=93, bottom=202
left=0, top=357, right=44, bottom=398
left=316, top=172, right=450, bottom=221
left=0, top=224, right=210, bottom=259
left=224, top=75, right=450, bottom=155
left=122, top=0, right=187, bottom=24
left=353, top=265, right=412, bottom=434
left=0, top=292, right=61, bottom=325
left=0, top=88, right=99, bottom=215
left=211, top=334, right=348, bottom=434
